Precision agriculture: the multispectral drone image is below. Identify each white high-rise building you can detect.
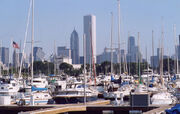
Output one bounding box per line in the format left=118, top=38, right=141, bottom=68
left=83, top=15, right=96, bottom=64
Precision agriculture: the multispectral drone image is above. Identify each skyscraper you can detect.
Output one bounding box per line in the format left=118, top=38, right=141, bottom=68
left=84, top=15, right=96, bottom=64
left=128, top=36, right=135, bottom=54
left=57, top=46, right=71, bottom=59
left=33, top=47, right=45, bottom=61
left=0, top=47, right=9, bottom=66
left=13, top=49, right=19, bottom=68
left=127, top=36, right=142, bottom=63
left=70, top=29, right=79, bottom=64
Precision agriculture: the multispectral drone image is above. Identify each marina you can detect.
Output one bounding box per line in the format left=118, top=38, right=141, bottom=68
left=0, top=0, right=180, bottom=114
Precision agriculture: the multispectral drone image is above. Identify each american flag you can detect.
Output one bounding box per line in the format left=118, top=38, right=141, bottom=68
left=12, top=41, right=20, bottom=49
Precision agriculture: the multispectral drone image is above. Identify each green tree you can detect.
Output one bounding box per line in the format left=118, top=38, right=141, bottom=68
left=33, top=61, right=54, bottom=75
left=59, top=62, right=73, bottom=75
left=100, top=61, right=111, bottom=74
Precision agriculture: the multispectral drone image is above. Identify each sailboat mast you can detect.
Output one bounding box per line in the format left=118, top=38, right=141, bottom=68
left=167, top=48, right=170, bottom=75
left=89, top=22, right=96, bottom=85
left=0, top=41, right=2, bottom=76
left=138, top=32, right=141, bottom=83
left=110, top=12, right=113, bottom=75
left=83, top=34, right=86, bottom=105
left=128, top=31, right=130, bottom=75
left=146, top=46, right=148, bottom=70
left=54, top=41, right=56, bottom=75
left=174, top=24, right=178, bottom=74
left=152, top=30, right=154, bottom=73
left=18, top=0, right=32, bottom=79
left=117, top=0, right=121, bottom=75
left=31, top=0, right=34, bottom=85
left=160, top=18, right=164, bottom=86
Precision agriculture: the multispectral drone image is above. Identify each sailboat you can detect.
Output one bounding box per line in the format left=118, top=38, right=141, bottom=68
left=151, top=21, right=175, bottom=105
left=53, top=34, right=98, bottom=104
left=16, top=0, right=52, bottom=105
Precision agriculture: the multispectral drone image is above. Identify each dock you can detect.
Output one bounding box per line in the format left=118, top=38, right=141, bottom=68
left=5, top=100, right=109, bottom=114
left=144, top=105, right=173, bottom=114
left=0, top=101, right=174, bottom=114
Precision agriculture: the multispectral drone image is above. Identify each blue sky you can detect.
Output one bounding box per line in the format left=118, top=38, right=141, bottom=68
left=0, top=0, right=180, bottom=60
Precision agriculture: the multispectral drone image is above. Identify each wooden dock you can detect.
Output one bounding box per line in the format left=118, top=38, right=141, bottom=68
left=0, top=101, right=174, bottom=114
left=144, top=105, right=173, bottom=114
left=86, top=105, right=157, bottom=114
left=18, top=100, right=110, bottom=114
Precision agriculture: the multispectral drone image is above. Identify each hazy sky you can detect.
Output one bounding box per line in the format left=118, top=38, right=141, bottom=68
left=0, top=0, right=180, bottom=61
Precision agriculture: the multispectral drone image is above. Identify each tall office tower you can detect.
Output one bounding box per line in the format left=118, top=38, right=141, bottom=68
left=0, top=47, right=9, bottom=66
left=13, top=49, right=19, bottom=68
left=33, top=47, right=45, bottom=61
left=128, top=36, right=135, bottom=54
left=70, top=29, right=79, bottom=64
left=84, top=14, right=96, bottom=64
left=127, top=36, right=142, bottom=63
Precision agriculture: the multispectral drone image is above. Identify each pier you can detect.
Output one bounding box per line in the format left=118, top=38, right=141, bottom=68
left=6, top=100, right=172, bottom=114
left=1, top=100, right=109, bottom=114
left=144, top=105, right=173, bottom=114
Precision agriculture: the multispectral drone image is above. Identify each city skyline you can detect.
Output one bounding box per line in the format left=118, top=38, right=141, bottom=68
left=0, top=0, right=180, bottom=62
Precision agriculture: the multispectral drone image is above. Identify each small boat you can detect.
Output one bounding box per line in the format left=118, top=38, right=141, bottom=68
left=151, top=91, right=174, bottom=105
left=0, top=79, right=20, bottom=95
left=53, top=84, right=98, bottom=104
left=32, top=77, right=48, bottom=88
left=103, top=84, right=133, bottom=101
left=16, top=91, right=52, bottom=105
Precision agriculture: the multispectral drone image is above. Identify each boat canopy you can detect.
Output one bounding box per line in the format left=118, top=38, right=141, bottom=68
left=166, top=104, right=180, bottom=114
left=31, top=86, right=48, bottom=91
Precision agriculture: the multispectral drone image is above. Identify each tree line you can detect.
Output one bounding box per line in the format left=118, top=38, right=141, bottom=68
left=1, top=58, right=178, bottom=77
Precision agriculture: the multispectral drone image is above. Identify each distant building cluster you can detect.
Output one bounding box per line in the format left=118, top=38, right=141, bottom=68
left=1, top=14, right=179, bottom=72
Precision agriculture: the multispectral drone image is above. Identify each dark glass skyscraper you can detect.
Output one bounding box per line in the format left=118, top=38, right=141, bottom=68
left=127, top=36, right=142, bottom=63
left=128, top=36, right=135, bottom=54
left=70, top=29, right=79, bottom=64
left=0, top=47, right=9, bottom=66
